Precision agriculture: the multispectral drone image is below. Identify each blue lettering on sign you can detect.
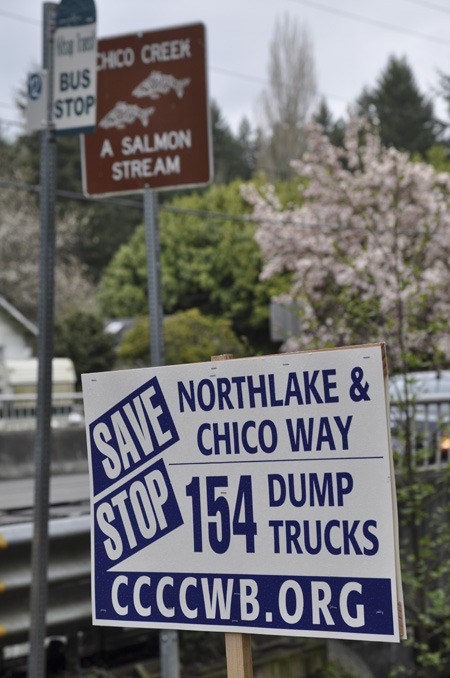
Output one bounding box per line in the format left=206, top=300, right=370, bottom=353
left=95, top=572, right=394, bottom=636
left=94, top=458, right=183, bottom=569
left=89, top=376, right=179, bottom=496
left=54, top=95, right=95, bottom=119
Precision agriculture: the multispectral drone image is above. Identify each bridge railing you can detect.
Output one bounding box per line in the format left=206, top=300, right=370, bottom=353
left=1, top=391, right=448, bottom=466
left=390, top=392, right=450, bottom=468
left=0, top=392, right=84, bottom=431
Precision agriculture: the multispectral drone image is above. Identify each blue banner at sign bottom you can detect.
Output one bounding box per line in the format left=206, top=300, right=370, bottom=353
left=95, top=572, right=394, bottom=636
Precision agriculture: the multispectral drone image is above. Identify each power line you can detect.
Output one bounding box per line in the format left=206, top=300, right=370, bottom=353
left=211, top=67, right=266, bottom=86
left=0, top=179, right=446, bottom=236
left=0, top=5, right=448, bottom=130
left=0, top=117, right=24, bottom=129
left=286, top=0, right=450, bottom=47
left=2, top=1, right=450, bottom=47
left=0, top=10, right=40, bottom=26
left=403, top=0, right=450, bottom=14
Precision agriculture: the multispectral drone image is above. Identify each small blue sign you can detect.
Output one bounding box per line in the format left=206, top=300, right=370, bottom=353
left=56, top=0, right=96, bottom=28
left=28, top=73, right=43, bottom=101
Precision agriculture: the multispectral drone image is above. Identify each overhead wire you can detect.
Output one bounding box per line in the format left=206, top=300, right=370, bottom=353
left=1, top=1, right=449, bottom=45
left=0, top=179, right=447, bottom=237
left=0, top=10, right=40, bottom=26
left=403, top=0, right=450, bottom=14
left=285, top=0, right=450, bottom=46
left=0, top=0, right=448, bottom=119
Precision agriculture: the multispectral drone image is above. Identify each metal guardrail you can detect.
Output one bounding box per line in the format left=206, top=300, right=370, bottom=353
left=0, top=515, right=91, bottom=648
left=1, top=389, right=448, bottom=465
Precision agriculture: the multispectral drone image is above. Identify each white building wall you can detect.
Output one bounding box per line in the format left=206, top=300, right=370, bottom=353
left=0, top=316, right=34, bottom=360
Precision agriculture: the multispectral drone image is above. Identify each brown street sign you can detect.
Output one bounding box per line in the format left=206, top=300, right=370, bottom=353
left=81, top=23, right=212, bottom=195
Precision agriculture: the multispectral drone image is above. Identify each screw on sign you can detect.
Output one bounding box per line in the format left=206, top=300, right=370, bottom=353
left=81, top=23, right=212, bottom=195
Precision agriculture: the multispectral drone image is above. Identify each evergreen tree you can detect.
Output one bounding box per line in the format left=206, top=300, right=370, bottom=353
left=211, top=101, right=255, bottom=182
left=54, top=309, right=115, bottom=388
left=357, top=55, right=440, bottom=157
left=313, top=98, right=345, bottom=147
left=237, top=116, right=259, bottom=179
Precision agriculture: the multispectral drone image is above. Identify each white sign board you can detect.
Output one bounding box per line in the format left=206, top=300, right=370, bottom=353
left=82, top=344, right=405, bottom=642
left=53, top=0, right=97, bottom=135
left=25, top=71, right=48, bottom=134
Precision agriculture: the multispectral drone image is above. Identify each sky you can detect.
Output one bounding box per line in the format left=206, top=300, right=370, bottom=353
left=1, top=0, right=450, bottom=140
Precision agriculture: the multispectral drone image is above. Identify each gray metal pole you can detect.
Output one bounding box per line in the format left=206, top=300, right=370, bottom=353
left=144, top=188, right=165, bottom=367
left=143, top=188, right=179, bottom=678
left=160, top=630, right=180, bottom=678
left=27, top=4, right=58, bottom=677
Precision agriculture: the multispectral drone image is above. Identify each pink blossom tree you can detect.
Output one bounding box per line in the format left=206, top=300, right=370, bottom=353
left=245, top=117, right=450, bottom=676
left=244, top=116, right=450, bottom=374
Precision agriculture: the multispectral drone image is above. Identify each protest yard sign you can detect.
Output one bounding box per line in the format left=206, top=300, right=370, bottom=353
left=82, top=344, right=405, bottom=642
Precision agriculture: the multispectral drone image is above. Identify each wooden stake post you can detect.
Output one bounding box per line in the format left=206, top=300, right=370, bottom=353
left=212, top=355, right=254, bottom=678
left=225, top=633, right=253, bottom=678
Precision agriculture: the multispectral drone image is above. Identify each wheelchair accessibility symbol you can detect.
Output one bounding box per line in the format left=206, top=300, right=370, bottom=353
left=28, top=73, right=43, bottom=101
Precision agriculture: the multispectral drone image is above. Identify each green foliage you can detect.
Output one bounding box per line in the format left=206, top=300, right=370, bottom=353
left=395, top=465, right=450, bottom=676
left=313, top=98, right=346, bottom=147
left=118, top=308, right=248, bottom=366
left=98, top=181, right=289, bottom=354
left=426, top=145, right=450, bottom=173
left=97, top=226, right=148, bottom=317
left=54, top=308, right=116, bottom=388
left=211, top=101, right=256, bottom=182
left=3, top=100, right=257, bottom=284
left=357, top=55, right=440, bottom=157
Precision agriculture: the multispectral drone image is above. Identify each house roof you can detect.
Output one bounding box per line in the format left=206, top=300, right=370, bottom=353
left=0, top=296, right=38, bottom=337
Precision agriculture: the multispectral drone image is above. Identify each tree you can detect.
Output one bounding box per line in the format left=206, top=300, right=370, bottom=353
left=0, top=185, right=96, bottom=322
left=210, top=101, right=252, bottom=183
left=258, top=13, right=317, bottom=178
left=118, top=308, right=248, bottom=367
left=98, top=181, right=289, bottom=354
left=237, top=116, right=260, bottom=179
left=54, top=308, right=116, bottom=388
left=357, top=55, right=440, bottom=157
left=244, top=116, right=450, bottom=675
left=313, top=98, right=346, bottom=148
left=245, top=116, right=450, bottom=372
left=6, top=129, right=143, bottom=282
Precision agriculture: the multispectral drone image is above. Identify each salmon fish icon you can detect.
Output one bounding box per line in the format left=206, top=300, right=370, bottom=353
left=99, top=101, right=156, bottom=130
left=132, top=71, right=191, bottom=100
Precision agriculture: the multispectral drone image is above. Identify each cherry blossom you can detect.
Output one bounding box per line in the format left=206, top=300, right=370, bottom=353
left=244, top=116, right=450, bottom=370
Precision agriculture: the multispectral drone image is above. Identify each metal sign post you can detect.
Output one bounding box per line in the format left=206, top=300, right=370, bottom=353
left=28, top=4, right=57, bottom=677
left=27, top=3, right=97, bottom=676
left=81, top=23, right=211, bottom=678
left=144, top=187, right=179, bottom=677
left=144, top=188, right=164, bottom=368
